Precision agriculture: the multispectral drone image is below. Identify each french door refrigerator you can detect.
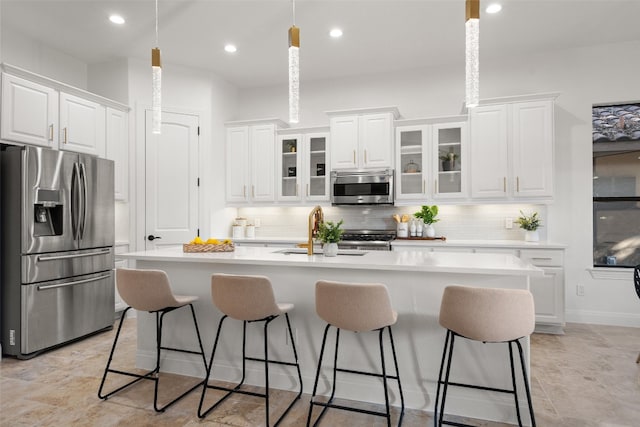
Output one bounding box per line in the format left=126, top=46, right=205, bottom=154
left=1, top=145, right=115, bottom=359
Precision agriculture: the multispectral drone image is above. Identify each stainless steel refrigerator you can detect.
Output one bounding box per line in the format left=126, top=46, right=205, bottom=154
left=1, top=145, right=115, bottom=359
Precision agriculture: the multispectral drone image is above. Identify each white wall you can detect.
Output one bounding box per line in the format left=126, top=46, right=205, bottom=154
left=236, top=39, right=640, bottom=328
left=1, top=24, right=87, bottom=89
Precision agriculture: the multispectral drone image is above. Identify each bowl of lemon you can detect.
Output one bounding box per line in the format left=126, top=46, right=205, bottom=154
left=183, top=237, right=234, bottom=253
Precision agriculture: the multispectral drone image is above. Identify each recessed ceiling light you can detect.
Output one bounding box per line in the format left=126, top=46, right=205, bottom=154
left=486, top=3, right=502, bottom=14
left=109, top=14, right=125, bottom=25
left=329, top=28, right=343, bottom=38
left=224, top=44, right=237, bottom=53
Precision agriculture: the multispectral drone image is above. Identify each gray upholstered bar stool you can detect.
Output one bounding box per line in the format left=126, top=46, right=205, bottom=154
left=307, top=280, right=405, bottom=427
left=198, top=273, right=303, bottom=426
left=434, top=285, right=536, bottom=427
left=98, top=268, right=207, bottom=412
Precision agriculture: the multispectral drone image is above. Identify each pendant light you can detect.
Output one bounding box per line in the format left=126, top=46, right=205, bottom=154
left=465, top=0, right=480, bottom=108
left=152, top=0, right=162, bottom=134
left=288, top=0, right=300, bottom=124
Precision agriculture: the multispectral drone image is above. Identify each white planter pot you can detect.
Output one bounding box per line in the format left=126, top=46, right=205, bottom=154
left=323, top=242, right=338, bottom=257
left=425, top=224, right=436, bottom=238
left=524, top=230, right=539, bottom=242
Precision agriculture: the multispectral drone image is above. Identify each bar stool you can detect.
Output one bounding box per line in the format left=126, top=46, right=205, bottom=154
left=198, top=273, right=303, bottom=426
left=307, top=280, right=405, bottom=427
left=98, top=268, right=207, bottom=412
left=434, top=285, right=536, bottom=427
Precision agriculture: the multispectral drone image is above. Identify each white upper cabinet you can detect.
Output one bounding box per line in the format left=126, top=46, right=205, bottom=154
left=511, top=100, right=554, bottom=198
left=226, top=119, right=286, bottom=204
left=250, top=124, right=277, bottom=202
left=395, top=118, right=467, bottom=202
left=225, top=126, right=251, bottom=203
left=470, top=95, right=556, bottom=200
left=1, top=73, right=59, bottom=148
left=470, top=104, right=509, bottom=198
left=277, top=130, right=330, bottom=203
left=59, top=92, right=106, bottom=157
left=328, top=107, right=399, bottom=170
left=105, top=107, right=128, bottom=201
left=1, top=66, right=129, bottom=159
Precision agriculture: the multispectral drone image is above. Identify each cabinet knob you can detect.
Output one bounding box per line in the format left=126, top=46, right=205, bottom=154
left=49, top=124, right=54, bottom=141
left=503, top=177, right=507, bottom=192
left=243, top=185, right=246, bottom=198
left=517, top=176, right=520, bottom=192
left=63, top=127, right=68, bottom=144
left=364, top=149, right=367, bottom=164
left=353, top=150, right=356, bottom=164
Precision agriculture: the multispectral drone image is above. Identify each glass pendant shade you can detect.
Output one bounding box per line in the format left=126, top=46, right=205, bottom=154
left=152, top=48, right=162, bottom=134
left=465, top=0, right=480, bottom=109
left=465, top=18, right=479, bottom=108
left=288, top=25, right=300, bottom=124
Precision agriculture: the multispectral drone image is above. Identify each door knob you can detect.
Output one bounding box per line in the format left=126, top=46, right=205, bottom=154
left=147, top=235, right=162, bottom=241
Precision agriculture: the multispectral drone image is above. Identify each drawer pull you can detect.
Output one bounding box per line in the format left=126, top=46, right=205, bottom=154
left=531, top=257, right=553, bottom=261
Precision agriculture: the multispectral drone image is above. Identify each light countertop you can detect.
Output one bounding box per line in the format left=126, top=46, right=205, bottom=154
left=121, top=246, right=543, bottom=276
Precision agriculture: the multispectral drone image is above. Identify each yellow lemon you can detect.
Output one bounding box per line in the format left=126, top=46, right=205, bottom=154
left=194, top=236, right=203, bottom=244
left=206, top=238, right=220, bottom=244
left=223, top=239, right=232, bottom=244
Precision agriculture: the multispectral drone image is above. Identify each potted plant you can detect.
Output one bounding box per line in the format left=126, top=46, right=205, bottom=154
left=414, top=205, right=439, bottom=237
left=439, top=152, right=458, bottom=172
left=317, top=219, right=344, bottom=256
left=515, top=210, right=541, bottom=242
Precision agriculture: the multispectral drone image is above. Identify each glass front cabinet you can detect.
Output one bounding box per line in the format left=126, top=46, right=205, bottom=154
left=277, top=130, right=330, bottom=203
left=395, top=119, right=467, bottom=202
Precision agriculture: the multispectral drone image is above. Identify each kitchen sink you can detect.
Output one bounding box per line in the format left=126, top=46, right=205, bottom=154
left=273, top=248, right=368, bottom=256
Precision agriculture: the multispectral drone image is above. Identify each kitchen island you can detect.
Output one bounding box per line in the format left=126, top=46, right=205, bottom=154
left=121, top=246, right=542, bottom=424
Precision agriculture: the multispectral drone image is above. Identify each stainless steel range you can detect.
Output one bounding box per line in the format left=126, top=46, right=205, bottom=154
left=338, top=229, right=396, bottom=251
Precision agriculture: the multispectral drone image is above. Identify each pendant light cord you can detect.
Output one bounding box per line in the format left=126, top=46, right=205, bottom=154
left=292, top=0, right=296, bottom=25
left=155, top=0, right=159, bottom=46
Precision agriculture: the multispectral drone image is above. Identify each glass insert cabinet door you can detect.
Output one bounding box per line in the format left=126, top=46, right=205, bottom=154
left=433, top=123, right=465, bottom=198
left=277, top=132, right=329, bottom=202
left=396, top=127, right=427, bottom=200
left=280, top=136, right=300, bottom=199
left=307, top=135, right=328, bottom=200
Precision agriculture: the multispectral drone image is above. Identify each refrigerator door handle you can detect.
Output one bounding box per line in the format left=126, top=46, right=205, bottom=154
left=71, top=162, right=81, bottom=240
left=36, top=273, right=112, bottom=291
left=36, top=249, right=112, bottom=262
left=79, top=162, right=88, bottom=240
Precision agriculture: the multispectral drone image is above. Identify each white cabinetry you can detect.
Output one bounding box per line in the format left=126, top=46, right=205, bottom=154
left=1, top=73, right=58, bottom=148
left=1, top=66, right=129, bottom=161
left=225, top=119, right=287, bottom=204
left=277, top=128, right=329, bottom=203
left=392, top=242, right=565, bottom=332
left=328, top=107, right=399, bottom=170
left=469, top=95, right=556, bottom=200
left=59, top=92, right=106, bottom=157
left=395, top=118, right=467, bottom=202
left=106, top=107, right=129, bottom=201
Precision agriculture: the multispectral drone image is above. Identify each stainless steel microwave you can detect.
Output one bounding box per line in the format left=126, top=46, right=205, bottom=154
left=330, top=168, right=394, bottom=205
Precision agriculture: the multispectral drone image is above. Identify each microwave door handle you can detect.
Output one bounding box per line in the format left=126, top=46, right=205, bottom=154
left=79, top=162, right=88, bottom=240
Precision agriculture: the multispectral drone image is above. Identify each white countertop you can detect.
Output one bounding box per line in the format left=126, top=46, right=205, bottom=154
left=391, top=238, right=567, bottom=249
left=121, top=246, right=543, bottom=276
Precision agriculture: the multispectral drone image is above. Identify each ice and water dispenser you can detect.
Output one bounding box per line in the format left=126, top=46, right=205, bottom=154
left=33, top=188, right=63, bottom=236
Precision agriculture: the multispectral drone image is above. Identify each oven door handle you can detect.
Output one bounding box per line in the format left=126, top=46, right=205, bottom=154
left=37, top=273, right=112, bottom=291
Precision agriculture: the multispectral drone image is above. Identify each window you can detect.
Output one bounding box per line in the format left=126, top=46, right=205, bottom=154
left=593, top=103, right=640, bottom=267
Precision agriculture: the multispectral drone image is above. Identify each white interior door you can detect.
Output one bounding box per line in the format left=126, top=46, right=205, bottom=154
left=145, top=110, right=199, bottom=250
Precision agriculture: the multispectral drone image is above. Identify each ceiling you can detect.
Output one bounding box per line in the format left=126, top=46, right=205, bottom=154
left=2, top=0, right=640, bottom=89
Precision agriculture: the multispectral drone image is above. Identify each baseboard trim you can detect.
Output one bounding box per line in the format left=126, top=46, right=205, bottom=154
left=565, top=309, right=640, bottom=327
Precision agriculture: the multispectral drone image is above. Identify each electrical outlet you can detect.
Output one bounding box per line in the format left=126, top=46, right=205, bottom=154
left=254, top=218, right=261, bottom=228
left=505, top=217, right=513, bottom=229
left=576, top=284, right=585, bottom=296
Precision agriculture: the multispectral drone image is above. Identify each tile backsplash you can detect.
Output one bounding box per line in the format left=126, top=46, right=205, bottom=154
left=236, top=204, right=547, bottom=241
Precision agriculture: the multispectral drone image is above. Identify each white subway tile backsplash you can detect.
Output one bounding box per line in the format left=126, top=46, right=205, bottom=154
left=236, top=204, right=547, bottom=241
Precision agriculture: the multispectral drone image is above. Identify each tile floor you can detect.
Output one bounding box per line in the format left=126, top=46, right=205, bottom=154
left=1, top=320, right=639, bottom=426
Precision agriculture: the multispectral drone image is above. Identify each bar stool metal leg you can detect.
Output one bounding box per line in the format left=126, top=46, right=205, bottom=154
left=308, top=325, right=404, bottom=426
left=516, top=340, right=536, bottom=427
left=99, top=304, right=207, bottom=413
left=199, top=314, right=302, bottom=426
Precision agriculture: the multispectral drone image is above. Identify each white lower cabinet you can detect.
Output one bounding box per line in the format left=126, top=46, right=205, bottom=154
left=393, top=243, right=565, bottom=332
